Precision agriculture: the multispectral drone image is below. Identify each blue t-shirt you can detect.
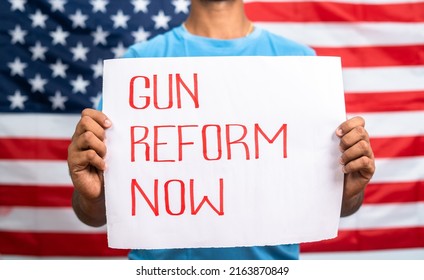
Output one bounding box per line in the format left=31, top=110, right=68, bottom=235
left=114, top=25, right=315, bottom=260
left=123, top=25, right=315, bottom=58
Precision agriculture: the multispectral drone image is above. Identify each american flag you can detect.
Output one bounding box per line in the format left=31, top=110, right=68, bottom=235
left=0, top=0, right=423, bottom=259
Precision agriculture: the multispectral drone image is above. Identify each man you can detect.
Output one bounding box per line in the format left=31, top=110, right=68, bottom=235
left=68, top=0, right=375, bottom=259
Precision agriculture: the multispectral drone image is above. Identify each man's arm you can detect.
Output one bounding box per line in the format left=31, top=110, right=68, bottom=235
left=340, top=184, right=364, bottom=217
left=72, top=189, right=106, bottom=227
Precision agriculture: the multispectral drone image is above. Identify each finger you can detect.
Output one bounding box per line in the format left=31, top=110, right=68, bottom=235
left=74, top=109, right=111, bottom=141
left=339, top=125, right=369, bottom=152
left=336, top=116, right=365, bottom=137
left=68, top=148, right=107, bottom=173
left=82, top=108, right=111, bottom=128
left=340, top=139, right=373, bottom=166
left=342, top=155, right=375, bottom=178
left=74, top=130, right=107, bottom=157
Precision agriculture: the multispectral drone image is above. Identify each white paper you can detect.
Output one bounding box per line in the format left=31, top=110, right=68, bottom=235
left=102, top=56, right=346, bottom=249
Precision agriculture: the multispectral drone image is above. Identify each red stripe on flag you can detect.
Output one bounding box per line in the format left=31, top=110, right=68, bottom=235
left=245, top=2, right=424, bottom=22
left=345, top=91, right=424, bottom=113
left=0, top=231, right=129, bottom=257
left=364, top=181, right=424, bottom=204
left=301, top=227, right=424, bottom=252
left=370, top=136, right=424, bottom=158
left=0, top=185, right=73, bottom=207
left=0, top=138, right=69, bottom=161
left=314, top=45, right=424, bottom=68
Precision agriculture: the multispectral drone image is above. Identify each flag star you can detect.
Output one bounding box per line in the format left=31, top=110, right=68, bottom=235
left=50, top=59, right=68, bottom=78
left=90, top=92, right=102, bottom=109
left=91, top=60, right=103, bottom=78
left=29, top=73, right=48, bottom=93
left=92, top=26, right=109, bottom=45
left=152, top=10, right=171, bottom=30
left=111, top=10, right=130, bottom=29
left=9, top=25, right=27, bottom=44
left=132, top=27, right=150, bottom=43
left=30, top=10, right=48, bottom=28
left=172, top=0, right=190, bottom=14
left=29, top=41, right=48, bottom=60
left=49, top=26, right=70, bottom=45
left=90, top=0, right=108, bottom=13
left=8, top=57, right=27, bottom=76
left=49, top=91, right=68, bottom=110
left=111, top=42, right=127, bottom=58
left=49, top=0, right=67, bottom=12
left=70, top=75, right=90, bottom=94
left=131, top=0, right=149, bottom=13
left=9, top=0, right=26, bottom=12
left=7, top=90, right=28, bottom=110
left=70, top=42, right=89, bottom=61
left=69, top=9, right=88, bottom=28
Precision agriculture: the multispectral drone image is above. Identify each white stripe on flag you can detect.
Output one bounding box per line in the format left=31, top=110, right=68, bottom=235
left=372, top=156, right=424, bottom=183
left=256, top=23, right=424, bottom=47
left=0, top=207, right=106, bottom=233
left=2, top=102, right=424, bottom=141
left=2, top=202, right=424, bottom=232
left=1, top=155, right=423, bottom=188
left=0, top=161, right=71, bottom=186
left=0, top=114, right=80, bottom=138
left=343, top=66, right=424, bottom=93
left=347, top=111, right=424, bottom=138
left=339, top=202, right=424, bottom=230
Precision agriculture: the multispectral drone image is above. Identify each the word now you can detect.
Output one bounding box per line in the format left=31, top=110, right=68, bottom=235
left=131, top=178, right=224, bottom=216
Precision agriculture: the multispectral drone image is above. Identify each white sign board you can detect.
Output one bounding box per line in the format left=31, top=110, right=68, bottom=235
left=102, top=56, right=346, bottom=249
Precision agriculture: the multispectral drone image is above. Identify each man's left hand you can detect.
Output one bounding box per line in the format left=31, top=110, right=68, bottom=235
left=337, top=116, right=376, bottom=216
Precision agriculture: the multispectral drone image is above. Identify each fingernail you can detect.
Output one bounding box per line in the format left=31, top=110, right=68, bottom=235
left=104, top=119, right=112, bottom=127
left=336, top=128, right=343, bottom=136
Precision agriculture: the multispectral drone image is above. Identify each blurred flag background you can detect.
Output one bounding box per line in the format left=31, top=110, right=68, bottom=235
left=0, top=0, right=423, bottom=259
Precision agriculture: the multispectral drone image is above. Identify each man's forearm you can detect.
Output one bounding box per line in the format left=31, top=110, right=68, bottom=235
left=72, top=190, right=107, bottom=227
left=340, top=190, right=364, bottom=217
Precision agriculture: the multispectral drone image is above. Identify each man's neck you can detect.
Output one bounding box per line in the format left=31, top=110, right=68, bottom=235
left=184, top=0, right=252, bottom=39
